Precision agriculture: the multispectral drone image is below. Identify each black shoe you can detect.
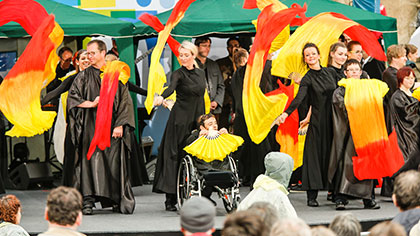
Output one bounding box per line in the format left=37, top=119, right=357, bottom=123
left=82, top=205, right=93, bottom=215
left=363, top=199, right=380, bottom=209
left=165, top=203, right=177, bottom=211
left=112, top=204, right=120, bottom=213
left=307, top=199, right=319, bottom=207
left=335, top=201, right=346, bottom=210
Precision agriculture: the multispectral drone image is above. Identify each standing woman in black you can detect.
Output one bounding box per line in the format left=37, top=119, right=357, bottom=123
left=152, top=41, right=207, bottom=211
left=278, top=43, right=338, bottom=207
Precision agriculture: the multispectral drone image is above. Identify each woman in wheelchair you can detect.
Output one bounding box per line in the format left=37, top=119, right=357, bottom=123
left=181, top=113, right=243, bottom=211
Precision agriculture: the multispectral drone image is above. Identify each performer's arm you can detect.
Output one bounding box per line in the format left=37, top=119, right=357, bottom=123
left=77, top=96, right=99, bottom=108
left=154, top=71, right=180, bottom=106
left=41, top=75, right=75, bottom=106
left=127, top=81, right=147, bottom=96
left=277, top=77, right=310, bottom=124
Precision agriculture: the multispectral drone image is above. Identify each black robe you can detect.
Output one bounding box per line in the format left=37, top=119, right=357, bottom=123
left=231, top=66, right=271, bottom=186
left=284, top=67, right=337, bottom=190
left=63, top=66, right=135, bottom=214
left=390, top=89, right=420, bottom=161
left=329, top=86, right=374, bottom=199
left=153, top=66, right=206, bottom=194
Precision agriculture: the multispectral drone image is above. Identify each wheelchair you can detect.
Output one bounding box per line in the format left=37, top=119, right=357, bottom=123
left=176, top=154, right=241, bottom=213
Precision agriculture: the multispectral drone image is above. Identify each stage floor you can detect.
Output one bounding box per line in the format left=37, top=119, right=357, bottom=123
left=6, top=185, right=398, bottom=235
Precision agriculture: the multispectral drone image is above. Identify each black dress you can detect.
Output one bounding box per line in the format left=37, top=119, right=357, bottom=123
left=63, top=66, right=136, bottom=214
left=153, top=66, right=206, bottom=195
left=284, top=67, right=337, bottom=191
left=231, top=66, right=271, bottom=186
left=0, top=76, right=5, bottom=193
left=390, top=89, right=420, bottom=161
left=329, top=86, right=374, bottom=199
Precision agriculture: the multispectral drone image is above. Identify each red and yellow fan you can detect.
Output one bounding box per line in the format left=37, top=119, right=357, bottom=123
left=184, top=131, right=244, bottom=163
left=0, top=0, right=64, bottom=137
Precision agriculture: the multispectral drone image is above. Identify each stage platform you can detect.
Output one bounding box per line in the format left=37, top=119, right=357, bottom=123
left=5, top=185, right=398, bottom=236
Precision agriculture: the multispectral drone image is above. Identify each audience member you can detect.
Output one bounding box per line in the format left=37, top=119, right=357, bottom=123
left=222, top=210, right=268, bottom=236
left=269, top=217, right=311, bottom=236
left=311, top=226, right=337, bottom=236
left=247, top=202, right=279, bottom=233
left=180, top=197, right=216, bottom=236
left=38, top=186, right=85, bottom=236
left=329, top=213, right=362, bottom=236
left=237, top=152, right=297, bottom=219
left=411, top=220, right=420, bottom=236
left=370, top=221, right=407, bottom=236
left=392, top=170, right=420, bottom=234
left=0, top=195, right=29, bottom=236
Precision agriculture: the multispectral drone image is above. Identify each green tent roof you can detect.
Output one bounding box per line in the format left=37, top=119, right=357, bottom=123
left=133, top=0, right=397, bottom=40
left=0, top=0, right=135, bottom=37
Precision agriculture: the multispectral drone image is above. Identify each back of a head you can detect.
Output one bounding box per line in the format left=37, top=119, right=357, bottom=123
left=0, top=195, right=21, bottom=224
left=264, top=152, right=294, bottom=188
left=393, top=170, right=420, bottom=211
left=270, top=217, right=311, bottom=236
left=47, top=186, right=82, bottom=226
left=180, top=197, right=216, bottom=234
left=312, top=226, right=337, bottom=236
left=222, top=210, right=268, bottom=236
left=329, top=213, right=362, bottom=236
left=369, top=221, right=407, bottom=236
left=248, top=202, right=279, bottom=232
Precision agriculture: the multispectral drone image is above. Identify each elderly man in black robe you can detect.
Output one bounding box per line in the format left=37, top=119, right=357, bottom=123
left=63, top=40, right=135, bottom=215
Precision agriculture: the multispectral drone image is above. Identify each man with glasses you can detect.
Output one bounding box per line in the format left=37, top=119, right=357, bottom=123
left=64, top=40, right=135, bottom=215
left=194, top=36, right=225, bottom=116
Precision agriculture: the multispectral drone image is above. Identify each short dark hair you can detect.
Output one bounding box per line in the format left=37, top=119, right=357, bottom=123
left=197, top=113, right=215, bottom=127
left=397, top=66, right=415, bottom=88
left=87, top=39, right=107, bottom=52
left=194, top=36, right=211, bottom=46
left=393, top=170, right=420, bottom=211
left=405, top=44, right=418, bottom=56
left=47, top=186, right=82, bottom=226
left=227, top=37, right=240, bottom=47
left=343, top=59, right=362, bottom=71
left=347, top=41, right=362, bottom=52
left=222, top=210, right=268, bottom=236
left=0, top=195, right=21, bottom=224
left=58, top=46, right=73, bottom=58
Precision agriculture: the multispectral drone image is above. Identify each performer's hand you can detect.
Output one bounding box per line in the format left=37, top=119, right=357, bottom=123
left=92, top=96, right=100, bottom=107
left=112, top=126, right=123, bottom=138
left=218, top=128, right=228, bottom=135
left=210, top=101, right=218, bottom=110
left=153, top=95, right=164, bottom=106
left=299, top=118, right=309, bottom=128
left=199, top=129, right=209, bottom=137
left=278, top=113, right=288, bottom=124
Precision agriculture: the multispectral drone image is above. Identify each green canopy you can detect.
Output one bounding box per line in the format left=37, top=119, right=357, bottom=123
left=133, top=0, right=397, bottom=47
left=0, top=0, right=135, bottom=37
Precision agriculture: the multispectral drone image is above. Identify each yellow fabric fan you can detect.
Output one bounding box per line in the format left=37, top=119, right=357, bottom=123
left=184, top=131, right=244, bottom=163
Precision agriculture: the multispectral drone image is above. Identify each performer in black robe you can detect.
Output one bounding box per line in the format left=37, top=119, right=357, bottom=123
left=62, top=40, right=135, bottom=214
left=231, top=65, right=271, bottom=189
left=152, top=41, right=206, bottom=211
left=390, top=67, right=420, bottom=161
left=278, top=43, right=338, bottom=207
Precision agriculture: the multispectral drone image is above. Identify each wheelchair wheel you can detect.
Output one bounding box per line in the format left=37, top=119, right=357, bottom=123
left=177, top=155, right=199, bottom=208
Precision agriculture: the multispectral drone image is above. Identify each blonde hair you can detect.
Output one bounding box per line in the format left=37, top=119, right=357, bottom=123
left=179, top=40, right=198, bottom=68
left=386, top=45, right=406, bottom=64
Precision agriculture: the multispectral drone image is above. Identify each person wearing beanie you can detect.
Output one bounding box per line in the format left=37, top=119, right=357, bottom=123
left=180, top=197, right=216, bottom=236
left=237, top=152, right=297, bottom=219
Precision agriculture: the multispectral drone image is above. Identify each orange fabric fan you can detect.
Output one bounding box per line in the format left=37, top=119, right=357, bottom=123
left=266, top=80, right=300, bottom=170
left=339, top=79, right=404, bottom=180
left=243, top=4, right=307, bottom=144
left=0, top=0, right=63, bottom=137
left=87, top=61, right=130, bottom=160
